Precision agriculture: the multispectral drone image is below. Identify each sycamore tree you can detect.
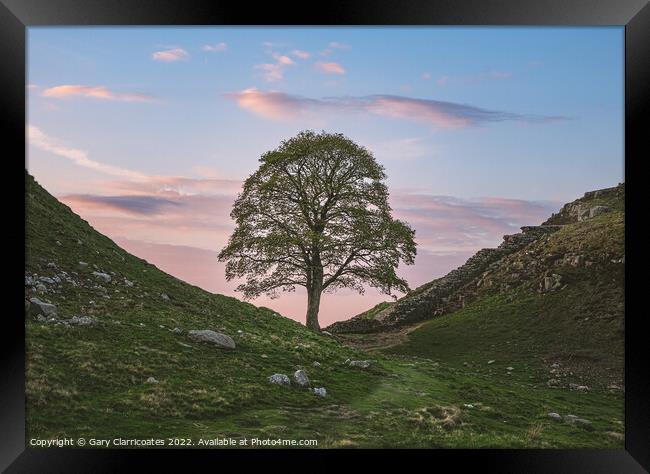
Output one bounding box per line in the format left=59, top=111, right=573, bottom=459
left=218, top=130, right=417, bottom=331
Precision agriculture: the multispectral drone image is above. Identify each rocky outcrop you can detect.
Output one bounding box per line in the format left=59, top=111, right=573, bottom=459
left=328, top=225, right=561, bottom=334
left=543, top=183, right=623, bottom=225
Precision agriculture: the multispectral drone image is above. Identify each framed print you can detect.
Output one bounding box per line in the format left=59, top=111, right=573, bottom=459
left=2, top=0, right=649, bottom=471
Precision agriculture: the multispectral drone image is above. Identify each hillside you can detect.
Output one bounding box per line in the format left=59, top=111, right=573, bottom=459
left=328, top=183, right=624, bottom=336
left=25, top=174, right=624, bottom=448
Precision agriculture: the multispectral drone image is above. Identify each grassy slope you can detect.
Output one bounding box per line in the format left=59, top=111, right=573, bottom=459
left=25, top=174, right=624, bottom=448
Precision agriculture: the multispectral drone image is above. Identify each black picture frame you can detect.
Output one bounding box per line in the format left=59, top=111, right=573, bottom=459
left=2, top=0, right=648, bottom=471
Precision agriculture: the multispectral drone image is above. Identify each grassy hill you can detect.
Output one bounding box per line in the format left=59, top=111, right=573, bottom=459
left=25, top=173, right=624, bottom=448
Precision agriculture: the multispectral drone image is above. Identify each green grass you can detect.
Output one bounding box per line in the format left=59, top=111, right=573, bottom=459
left=25, top=173, right=624, bottom=448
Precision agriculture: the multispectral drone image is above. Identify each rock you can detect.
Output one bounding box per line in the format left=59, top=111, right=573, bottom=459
left=348, top=360, right=371, bottom=369
left=506, top=367, right=514, bottom=371
left=69, top=315, right=97, bottom=326
left=171, top=327, right=182, bottom=334
left=487, top=360, right=495, bottom=365
left=78, top=261, right=88, bottom=267
left=161, top=293, right=170, bottom=301
left=36, top=315, right=47, bottom=322
left=312, top=387, right=327, bottom=397
left=35, top=283, right=47, bottom=293
left=47, top=262, right=57, bottom=268
left=39, top=276, right=55, bottom=285
left=28, top=298, right=58, bottom=318
left=293, top=370, right=310, bottom=387
left=548, top=412, right=562, bottom=421
left=607, top=431, right=624, bottom=441
left=123, top=279, right=134, bottom=287
left=313, top=361, right=321, bottom=367
left=55, top=240, right=62, bottom=246
left=589, top=205, right=610, bottom=218
left=321, top=331, right=333, bottom=337
left=463, top=404, right=474, bottom=409
left=570, top=418, right=594, bottom=431
left=146, top=377, right=159, bottom=384
left=92, top=271, right=112, bottom=283
left=187, top=329, right=236, bottom=349
left=25, top=276, right=34, bottom=286
left=268, top=374, right=291, bottom=386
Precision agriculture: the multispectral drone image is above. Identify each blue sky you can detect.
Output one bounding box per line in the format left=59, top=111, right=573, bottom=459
left=26, top=27, right=624, bottom=324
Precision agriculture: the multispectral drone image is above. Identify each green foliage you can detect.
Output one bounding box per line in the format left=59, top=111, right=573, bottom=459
left=218, top=131, right=416, bottom=323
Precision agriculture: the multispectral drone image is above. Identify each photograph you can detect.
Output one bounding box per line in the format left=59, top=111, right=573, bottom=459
left=21, top=25, right=629, bottom=451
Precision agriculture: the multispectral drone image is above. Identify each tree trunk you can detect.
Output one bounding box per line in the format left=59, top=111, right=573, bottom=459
left=305, top=267, right=323, bottom=331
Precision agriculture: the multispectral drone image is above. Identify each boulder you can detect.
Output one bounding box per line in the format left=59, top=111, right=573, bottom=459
left=293, top=370, right=310, bottom=387
left=187, top=330, right=235, bottom=349
left=92, top=271, right=112, bottom=283
left=269, top=374, right=291, bottom=386
left=28, top=298, right=58, bottom=319
left=39, top=276, right=55, bottom=285
left=312, top=387, right=327, bottom=397
left=69, top=315, right=97, bottom=326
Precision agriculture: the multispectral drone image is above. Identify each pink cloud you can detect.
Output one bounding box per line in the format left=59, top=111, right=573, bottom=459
left=315, top=61, right=346, bottom=75
left=224, top=89, right=570, bottom=127
left=152, top=48, right=190, bottom=62
left=41, top=85, right=155, bottom=102
left=272, top=53, right=295, bottom=65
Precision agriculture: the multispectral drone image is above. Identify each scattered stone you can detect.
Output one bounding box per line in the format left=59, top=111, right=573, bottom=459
left=348, top=360, right=371, bottom=369
left=506, top=367, right=514, bottom=371
left=268, top=374, right=291, bottom=386
left=35, top=283, right=47, bottom=293
left=293, top=370, right=310, bottom=387
left=187, top=329, right=236, bottom=349
left=177, top=342, right=192, bottom=348
left=25, top=276, right=34, bottom=286
left=161, top=293, right=170, bottom=301
left=463, top=404, right=474, bottom=409
left=321, top=331, right=333, bottom=337
left=606, top=431, right=624, bottom=441
left=69, top=315, right=97, bottom=326
left=55, top=240, right=62, bottom=246
left=171, top=327, right=182, bottom=334
left=237, top=329, right=243, bottom=334
left=123, top=279, right=134, bottom=287
left=146, top=377, right=159, bottom=384
left=28, top=298, right=58, bottom=319
left=92, top=271, right=112, bottom=283
left=47, top=262, right=57, bottom=268
left=78, top=261, right=88, bottom=267
left=548, top=412, right=562, bottom=421
left=312, top=387, right=327, bottom=397
left=36, top=315, right=47, bottom=322
left=39, top=276, right=55, bottom=285
left=313, top=361, right=321, bottom=367
left=487, top=360, right=495, bottom=365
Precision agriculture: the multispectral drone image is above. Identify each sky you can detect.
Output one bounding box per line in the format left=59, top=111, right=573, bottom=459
left=26, top=27, right=624, bottom=326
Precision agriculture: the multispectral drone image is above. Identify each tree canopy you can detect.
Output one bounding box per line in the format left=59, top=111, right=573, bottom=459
left=218, top=130, right=417, bottom=330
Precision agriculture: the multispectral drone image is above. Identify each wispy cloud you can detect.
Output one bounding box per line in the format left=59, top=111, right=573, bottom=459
left=291, top=49, right=311, bottom=60
left=62, top=194, right=182, bottom=215
left=328, top=42, right=350, bottom=50
left=202, top=42, right=227, bottom=52
left=255, top=63, right=284, bottom=82
left=224, top=89, right=571, bottom=128
left=152, top=48, right=190, bottom=62
left=28, top=125, right=148, bottom=180
left=42, top=85, right=155, bottom=102
left=421, top=72, right=432, bottom=80
left=315, top=62, right=346, bottom=75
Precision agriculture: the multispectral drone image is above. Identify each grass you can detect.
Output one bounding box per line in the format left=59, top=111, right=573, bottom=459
left=25, top=173, right=624, bottom=448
